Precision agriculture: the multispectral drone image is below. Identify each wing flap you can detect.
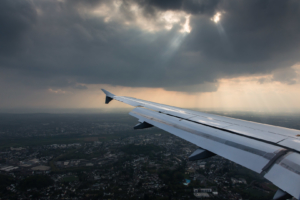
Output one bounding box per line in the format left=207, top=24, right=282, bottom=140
left=130, top=107, right=283, bottom=173
left=225, top=125, right=287, bottom=143
left=264, top=152, right=300, bottom=199
left=279, top=138, right=300, bottom=152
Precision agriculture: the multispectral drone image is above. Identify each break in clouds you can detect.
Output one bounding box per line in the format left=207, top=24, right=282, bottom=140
left=1, top=0, right=300, bottom=93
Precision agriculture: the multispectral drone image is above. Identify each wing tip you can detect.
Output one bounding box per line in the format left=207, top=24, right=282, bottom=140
left=101, top=89, right=115, bottom=98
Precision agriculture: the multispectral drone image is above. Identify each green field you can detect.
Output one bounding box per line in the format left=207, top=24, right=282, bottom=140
left=60, top=175, right=79, bottom=182
left=120, top=144, right=164, bottom=155
left=0, top=130, right=154, bottom=150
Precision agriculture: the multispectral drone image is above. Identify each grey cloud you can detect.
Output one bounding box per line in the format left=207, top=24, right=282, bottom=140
left=186, top=1, right=300, bottom=63
left=165, top=82, right=220, bottom=93
left=0, top=0, right=37, bottom=55
left=66, top=0, right=220, bottom=15
left=0, top=0, right=300, bottom=94
left=73, top=84, right=88, bottom=90
left=134, top=0, right=220, bottom=15
left=257, top=77, right=271, bottom=84
left=272, top=67, right=299, bottom=85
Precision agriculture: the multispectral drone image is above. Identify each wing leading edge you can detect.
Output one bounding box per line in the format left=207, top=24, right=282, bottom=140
left=102, top=89, right=300, bottom=199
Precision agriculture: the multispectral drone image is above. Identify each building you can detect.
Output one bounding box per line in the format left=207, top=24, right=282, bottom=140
left=194, top=192, right=209, bottom=198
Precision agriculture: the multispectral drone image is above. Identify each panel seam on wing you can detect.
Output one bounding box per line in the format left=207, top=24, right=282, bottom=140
left=131, top=110, right=279, bottom=161
left=161, top=113, right=298, bottom=153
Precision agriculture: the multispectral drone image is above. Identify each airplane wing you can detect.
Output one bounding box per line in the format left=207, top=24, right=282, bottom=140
left=102, top=89, right=300, bottom=199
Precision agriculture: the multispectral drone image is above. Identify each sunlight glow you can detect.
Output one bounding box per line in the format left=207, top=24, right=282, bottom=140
left=5, top=72, right=300, bottom=113
left=89, top=0, right=191, bottom=33
left=180, top=15, right=191, bottom=33
left=211, top=12, right=221, bottom=23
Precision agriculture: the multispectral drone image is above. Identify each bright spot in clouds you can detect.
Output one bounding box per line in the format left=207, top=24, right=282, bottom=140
left=211, top=12, right=221, bottom=23
left=90, top=0, right=191, bottom=33
left=181, top=15, right=191, bottom=33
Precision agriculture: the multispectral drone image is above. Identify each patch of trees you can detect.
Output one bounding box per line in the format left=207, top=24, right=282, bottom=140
left=159, top=169, right=185, bottom=185
left=57, top=149, right=105, bottom=161
left=228, top=165, right=265, bottom=183
left=120, top=144, right=163, bottom=155
left=0, top=174, right=14, bottom=192
left=233, top=187, right=274, bottom=200
left=19, top=175, right=53, bottom=190
left=158, top=164, right=186, bottom=185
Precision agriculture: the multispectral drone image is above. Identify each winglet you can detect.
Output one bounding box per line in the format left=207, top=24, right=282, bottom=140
left=101, top=89, right=115, bottom=104
left=101, top=89, right=115, bottom=98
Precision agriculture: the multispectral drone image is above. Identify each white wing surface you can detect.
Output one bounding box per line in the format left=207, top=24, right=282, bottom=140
left=102, top=89, right=300, bottom=199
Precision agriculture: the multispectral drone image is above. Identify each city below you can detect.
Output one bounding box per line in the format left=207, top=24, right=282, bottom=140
left=0, top=112, right=299, bottom=200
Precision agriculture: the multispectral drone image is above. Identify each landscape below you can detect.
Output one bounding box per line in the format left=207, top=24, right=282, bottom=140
left=1, top=112, right=299, bottom=199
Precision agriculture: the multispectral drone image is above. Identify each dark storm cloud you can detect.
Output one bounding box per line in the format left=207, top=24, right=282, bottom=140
left=0, top=0, right=300, bottom=93
left=187, top=1, right=300, bottom=62
left=0, top=0, right=37, bottom=55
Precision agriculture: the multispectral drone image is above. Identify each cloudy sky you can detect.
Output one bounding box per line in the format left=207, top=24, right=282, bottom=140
left=1, top=0, right=300, bottom=113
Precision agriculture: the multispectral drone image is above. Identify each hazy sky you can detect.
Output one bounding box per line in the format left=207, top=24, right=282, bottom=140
left=1, top=0, right=300, bottom=112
